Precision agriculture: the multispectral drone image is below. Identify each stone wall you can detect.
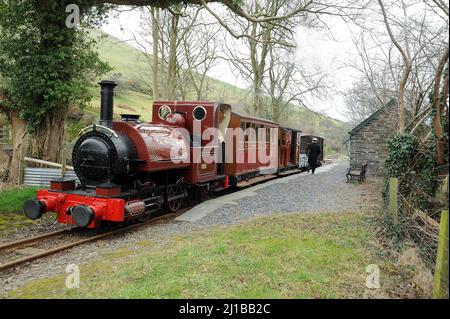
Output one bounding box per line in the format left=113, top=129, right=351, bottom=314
left=349, top=106, right=398, bottom=176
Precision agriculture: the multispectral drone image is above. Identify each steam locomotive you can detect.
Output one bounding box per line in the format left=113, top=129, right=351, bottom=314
left=23, top=80, right=324, bottom=228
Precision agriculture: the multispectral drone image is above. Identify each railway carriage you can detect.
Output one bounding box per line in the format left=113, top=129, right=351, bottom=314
left=224, top=112, right=279, bottom=186
left=23, top=80, right=324, bottom=228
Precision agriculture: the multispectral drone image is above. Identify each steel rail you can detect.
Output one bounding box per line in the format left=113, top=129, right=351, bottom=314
left=0, top=213, right=177, bottom=271
left=0, top=228, right=73, bottom=251
left=0, top=161, right=335, bottom=272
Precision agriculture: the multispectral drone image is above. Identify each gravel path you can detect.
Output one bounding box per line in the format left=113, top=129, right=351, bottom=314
left=0, top=159, right=381, bottom=296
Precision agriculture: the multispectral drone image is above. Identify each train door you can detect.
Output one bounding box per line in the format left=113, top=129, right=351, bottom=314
left=290, top=131, right=298, bottom=166
left=279, top=129, right=287, bottom=170
left=295, top=132, right=301, bottom=166
left=240, top=121, right=251, bottom=175
left=285, top=131, right=292, bottom=167
left=319, top=138, right=325, bottom=162
left=217, top=142, right=225, bottom=175
left=217, top=104, right=231, bottom=176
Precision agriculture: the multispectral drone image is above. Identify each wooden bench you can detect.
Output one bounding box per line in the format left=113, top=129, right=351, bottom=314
left=346, top=162, right=368, bottom=183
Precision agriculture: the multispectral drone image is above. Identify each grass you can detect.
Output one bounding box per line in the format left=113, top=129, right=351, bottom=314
left=7, top=211, right=399, bottom=299
left=0, top=186, right=38, bottom=233
left=0, top=186, right=38, bottom=213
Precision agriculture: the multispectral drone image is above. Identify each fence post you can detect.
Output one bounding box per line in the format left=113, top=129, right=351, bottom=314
left=388, top=177, right=398, bottom=225
left=17, top=147, right=25, bottom=185
left=433, top=209, right=449, bottom=299
left=61, top=151, right=66, bottom=178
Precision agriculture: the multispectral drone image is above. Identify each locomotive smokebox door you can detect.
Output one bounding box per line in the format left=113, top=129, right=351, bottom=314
left=76, top=135, right=111, bottom=182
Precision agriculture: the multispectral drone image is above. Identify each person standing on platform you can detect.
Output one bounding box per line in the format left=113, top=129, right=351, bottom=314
left=306, top=137, right=321, bottom=174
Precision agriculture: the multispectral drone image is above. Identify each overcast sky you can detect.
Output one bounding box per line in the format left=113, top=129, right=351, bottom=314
left=101, top=6, right=362, bottom=122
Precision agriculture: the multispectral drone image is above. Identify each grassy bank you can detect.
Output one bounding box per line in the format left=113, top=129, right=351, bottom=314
left=8, top=211, right=400, bottom=298
left=0, top=186, right=38, bottom=213
left=0, top=186, right=38, bottom=233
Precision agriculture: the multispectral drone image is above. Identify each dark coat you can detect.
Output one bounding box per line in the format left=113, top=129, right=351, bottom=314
left=307, top=143, right=321, bottom=166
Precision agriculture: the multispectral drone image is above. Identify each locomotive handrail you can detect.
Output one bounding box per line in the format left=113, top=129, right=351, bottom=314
left=78, top=124, right=118, bottom=138
left=24, top=157, right=74, bottom=170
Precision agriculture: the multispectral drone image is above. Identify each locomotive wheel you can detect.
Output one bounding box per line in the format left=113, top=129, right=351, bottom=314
left=166, top=186, right=182, bottom=213
left=197, top=186, right=209, bottom=202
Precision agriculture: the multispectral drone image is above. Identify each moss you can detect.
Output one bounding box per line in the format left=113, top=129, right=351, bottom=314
left=0, top=212, right=33, bottom=233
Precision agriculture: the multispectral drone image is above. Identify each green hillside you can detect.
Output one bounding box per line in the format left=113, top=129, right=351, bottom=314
left=84, top=30, right=349, bottom=153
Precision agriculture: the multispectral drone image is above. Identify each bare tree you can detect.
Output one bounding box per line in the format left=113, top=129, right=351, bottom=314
left=221, top=0, right=310, bottom=116
left=131, top=5, right=221, bottom=100
left=345, top=0, right=448, bottom=137
left=151, top=6, right=159, bottom=99
left=264, top=46, right=328, bottom=122
left=377, top=0, right=414, bottom=131
left=180, top=19, right=222, bottom=100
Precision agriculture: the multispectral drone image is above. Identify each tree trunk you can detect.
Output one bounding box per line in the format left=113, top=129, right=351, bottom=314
left=272, top=101, right=281, bottom=123
left=8, top=111, right=65, bottom=184
left=253, top=77, right=262, bottom=116
left=151, top=6, right=159, bottom=100
left=377, top=0, right=411, bottom=132
left=397, top=63, right=410, bottom=132
left=166, top=13, right=179, bottom=99
left=433, top=48, right=449, bottom=165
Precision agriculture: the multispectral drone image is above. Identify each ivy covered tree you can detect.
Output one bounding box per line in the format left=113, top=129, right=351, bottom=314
left=0, top=0, right=110, bottom=182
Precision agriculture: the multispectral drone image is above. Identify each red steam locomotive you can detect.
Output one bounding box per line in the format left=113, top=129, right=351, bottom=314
left=23, top=80, right=320, bottom=228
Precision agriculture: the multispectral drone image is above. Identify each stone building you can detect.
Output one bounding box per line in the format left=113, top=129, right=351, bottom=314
left=345, top=100, right=398, bottom=176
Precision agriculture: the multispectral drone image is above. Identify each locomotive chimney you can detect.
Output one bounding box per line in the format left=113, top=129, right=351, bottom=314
left=99, top=80, right=117, bottom=128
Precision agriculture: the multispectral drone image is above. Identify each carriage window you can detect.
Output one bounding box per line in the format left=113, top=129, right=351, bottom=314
left=193, top=106, right=207, bottom=121
left=241, top=122, right=246, bottom=131
left=266, top=127, right=270, bottom=143
left=240, top=122, right=246, bottom=142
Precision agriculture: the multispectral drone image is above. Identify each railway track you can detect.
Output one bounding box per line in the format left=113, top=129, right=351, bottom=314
left=0, top=211, right=182, bottom=272
left=0, top=161, right=333, bottom=272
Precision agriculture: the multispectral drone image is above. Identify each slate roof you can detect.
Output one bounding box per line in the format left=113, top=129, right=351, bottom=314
left=343, top=99, right=397, bottom=144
